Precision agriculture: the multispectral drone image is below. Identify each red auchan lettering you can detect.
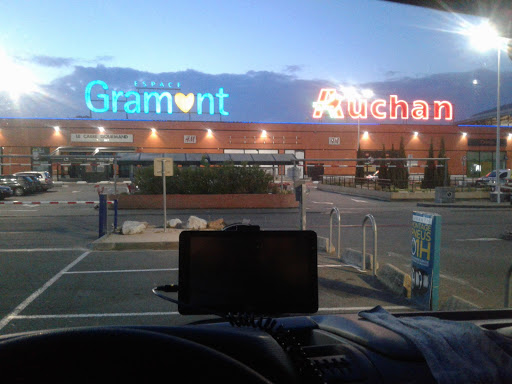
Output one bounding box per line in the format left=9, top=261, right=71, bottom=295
left=312, top=89, right=453, bottom=121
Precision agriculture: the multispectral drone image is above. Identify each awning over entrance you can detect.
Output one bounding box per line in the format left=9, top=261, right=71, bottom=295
left=116, top=153, right=298, bottom=166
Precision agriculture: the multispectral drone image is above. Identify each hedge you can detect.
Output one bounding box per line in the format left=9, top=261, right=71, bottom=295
left=134, top=163, right=274, bottom=195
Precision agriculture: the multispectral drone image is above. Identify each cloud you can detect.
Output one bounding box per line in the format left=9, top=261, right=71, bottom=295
left=28, top=55, right=76, bottom=68
left=384, top=70, right=400, bottom=78
left=17, top=55, right=114, bottom=68
left=1, top=65, right=511, bottom=123
left=283, top=65, right=303, bottom=74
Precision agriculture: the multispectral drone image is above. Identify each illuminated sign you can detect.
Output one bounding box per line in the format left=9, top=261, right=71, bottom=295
left=85, top=80, right=229, bottom=116
left=312, top=89, right=453, bottom=121
left=71, top=133, right=133, bottom=143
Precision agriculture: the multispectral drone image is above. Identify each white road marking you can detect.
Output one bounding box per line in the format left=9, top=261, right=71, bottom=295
left=455, top=238, right=502, bottom=242
left=13, top=312, right=180, bottom=319
left=312, top=201, right=334, bottom=204
left=13, top=307, right=411, bottom=320
left=318, top=306, right=409, bottom=312
left=0, top=248, right=89, bottom=252
left=65, top=268, right=179, bottom=274
left=0, top=251, right=91, bottom=331
left=351, top=199, right=368, bottom=203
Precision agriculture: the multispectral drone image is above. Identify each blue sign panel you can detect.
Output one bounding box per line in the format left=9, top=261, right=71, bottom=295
left=411, top=211, right=441, bottom=310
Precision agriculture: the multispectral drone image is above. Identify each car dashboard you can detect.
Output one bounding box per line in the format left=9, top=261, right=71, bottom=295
left=2, top=309, right=512, bottom=383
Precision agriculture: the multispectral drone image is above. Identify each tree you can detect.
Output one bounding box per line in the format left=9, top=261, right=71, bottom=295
left=396, top=137, right=409, bottom=189
left=421, top=139, right=436, bottom=189
left=388, top=143, right=398, bottom=187
left=378, top=144, right=389, bottom=181
left=435, top=137, right=449, bottom=187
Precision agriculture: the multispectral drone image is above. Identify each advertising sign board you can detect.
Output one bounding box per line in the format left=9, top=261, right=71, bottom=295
left=411, top=211, right=441, bottom=310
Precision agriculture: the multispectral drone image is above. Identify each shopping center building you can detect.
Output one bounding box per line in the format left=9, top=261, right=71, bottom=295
left=0, top=115, right=511, bottom=181
left=1, top=83, right=511, bottom=182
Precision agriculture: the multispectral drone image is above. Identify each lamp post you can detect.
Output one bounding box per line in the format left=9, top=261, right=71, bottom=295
left=496, top=47, right=502, bottom=203
left=466, top=21, right=506, bottom=203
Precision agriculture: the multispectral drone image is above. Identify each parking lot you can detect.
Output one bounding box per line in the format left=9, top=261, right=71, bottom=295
left=0, top=182, right=511, bottom=335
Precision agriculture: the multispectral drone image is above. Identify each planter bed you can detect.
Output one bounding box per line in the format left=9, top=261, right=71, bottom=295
left=117, top=193, right=299, bottom=209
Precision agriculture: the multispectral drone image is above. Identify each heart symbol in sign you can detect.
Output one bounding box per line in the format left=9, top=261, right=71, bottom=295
left=175, top=93, right=195, bottom=113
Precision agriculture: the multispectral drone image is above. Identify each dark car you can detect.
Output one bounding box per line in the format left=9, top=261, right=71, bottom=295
left=0, top=175, right=33, bottom=196
left=0, top=185, right=13, bottom=200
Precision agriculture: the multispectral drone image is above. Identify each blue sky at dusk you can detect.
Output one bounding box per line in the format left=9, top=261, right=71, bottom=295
left=0, top=0, right=510, bottom=122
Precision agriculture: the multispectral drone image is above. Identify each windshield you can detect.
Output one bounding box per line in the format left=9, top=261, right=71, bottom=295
left=0, top=0, right=511, bottom=335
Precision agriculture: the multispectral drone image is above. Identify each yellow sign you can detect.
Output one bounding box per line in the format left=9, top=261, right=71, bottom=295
left=154, top=158, right=174, bottom=176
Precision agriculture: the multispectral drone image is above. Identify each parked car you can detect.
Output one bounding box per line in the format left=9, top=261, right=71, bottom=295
left=0, top=175, right=32, bottom=196
left=476, top=169, right=512, bottom=188
left=365, top=170, right=379, bottom=181
left=25, top=175, right=44, bottom=192
left=14, top=171, right=53, bottom=191
left=0, top=185, right=13, bottom=200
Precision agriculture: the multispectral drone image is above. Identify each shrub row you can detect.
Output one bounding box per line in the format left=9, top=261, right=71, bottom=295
left=134, top=163, right=274, bottom=194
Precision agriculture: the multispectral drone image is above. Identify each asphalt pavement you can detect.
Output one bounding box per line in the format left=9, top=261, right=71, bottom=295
left=0, top=182, right=511, bottom=335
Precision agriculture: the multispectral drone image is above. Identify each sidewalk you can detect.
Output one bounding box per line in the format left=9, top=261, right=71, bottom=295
left=417, top=200, right=512, bottom=209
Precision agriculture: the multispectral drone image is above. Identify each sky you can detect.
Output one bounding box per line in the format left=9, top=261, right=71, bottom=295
left=0, top=0, right=510, bottom=121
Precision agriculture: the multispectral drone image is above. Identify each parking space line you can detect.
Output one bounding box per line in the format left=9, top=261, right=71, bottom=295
left=13, top=312, right=179, bottom=319
left=0, top=248, right=89, bottom=252
left=0, top=251, right=91, bottom=331
left=65, top=268, right=179, bottom=274
left=318, top=306, right=409, bottom=312
left=12, top=307, right=410, bottom=320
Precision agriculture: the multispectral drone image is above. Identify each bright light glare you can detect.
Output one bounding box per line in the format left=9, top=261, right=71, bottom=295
left=462, top=132, right=467, bottom=137
left=339, top=86, right=374, bottom=99
left=261, top=130, right=267, bottom=138
left=54, top=126, right=60, bottom=133
left=508, top=133, right=512, bottom=139
left=206, top=128, right=213, bottom=138
left=362, top=131, right=369, bottom=139
left=98, top=126, right=105, bottom=132
left=413, top=131, right=419, bottom=137
left=465, top=21, right=503, bottom=51
left=151, top=128, right=157, bottom=134
left=0, top=50, right=39, bottom=101
left=472, top=79, right=478, bottom=85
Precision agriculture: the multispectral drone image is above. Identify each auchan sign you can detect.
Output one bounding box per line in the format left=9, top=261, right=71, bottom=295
left=312, top=89, right=453, bottom=121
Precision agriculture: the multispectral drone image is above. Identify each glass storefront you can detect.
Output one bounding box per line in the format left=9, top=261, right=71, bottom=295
left=466, top=151, right=507, bottom=177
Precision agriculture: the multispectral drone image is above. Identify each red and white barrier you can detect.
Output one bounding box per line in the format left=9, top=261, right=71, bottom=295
left=0, top=201, right=113, bottom=205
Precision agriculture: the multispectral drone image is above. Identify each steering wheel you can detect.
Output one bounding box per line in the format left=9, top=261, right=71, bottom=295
left=0, top=327, right=271, bottom=383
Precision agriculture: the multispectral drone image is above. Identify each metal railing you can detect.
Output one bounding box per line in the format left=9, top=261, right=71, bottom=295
left=329, top=207, right=341, bottom=259
left=322, top=175, right=483, bottom=193
left=362, top=214, right=378, bottom=276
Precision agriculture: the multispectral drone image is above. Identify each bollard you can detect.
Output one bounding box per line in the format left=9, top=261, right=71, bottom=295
left=113, top=199, right=118, bottom=231
left=329, top=207, right=341, bottom=259
left=98, top=194, right=108, bottom=238
left=505, top=265, right=512, bottom=307
left=362, top=214, right=378, bottom=276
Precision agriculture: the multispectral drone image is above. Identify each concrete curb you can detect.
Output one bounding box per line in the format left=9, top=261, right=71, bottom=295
left=376, top=263, right=411, bottom=299
left=417, top=202, right=512, bottom=209
left=317, top=236, right=335, bottom=253
left=340, top=248, right=377, bottom=271
left=90, top=236, right=179, bottom=251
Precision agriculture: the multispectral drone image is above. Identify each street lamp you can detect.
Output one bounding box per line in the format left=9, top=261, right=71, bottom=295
left=466, top=21, right=507, bottom=203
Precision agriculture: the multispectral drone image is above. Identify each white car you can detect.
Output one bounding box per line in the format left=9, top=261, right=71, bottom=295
left=365, top=170, right=379, bottom=181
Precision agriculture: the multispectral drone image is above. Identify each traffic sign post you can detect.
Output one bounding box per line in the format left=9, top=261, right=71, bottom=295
left=154, top=158, right=173, bottom=232
left=411, top=211, right=441, bottom=310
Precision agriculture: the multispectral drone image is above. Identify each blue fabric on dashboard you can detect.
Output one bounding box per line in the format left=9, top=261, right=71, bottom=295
left=359, top=306, right=512, bottom=384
